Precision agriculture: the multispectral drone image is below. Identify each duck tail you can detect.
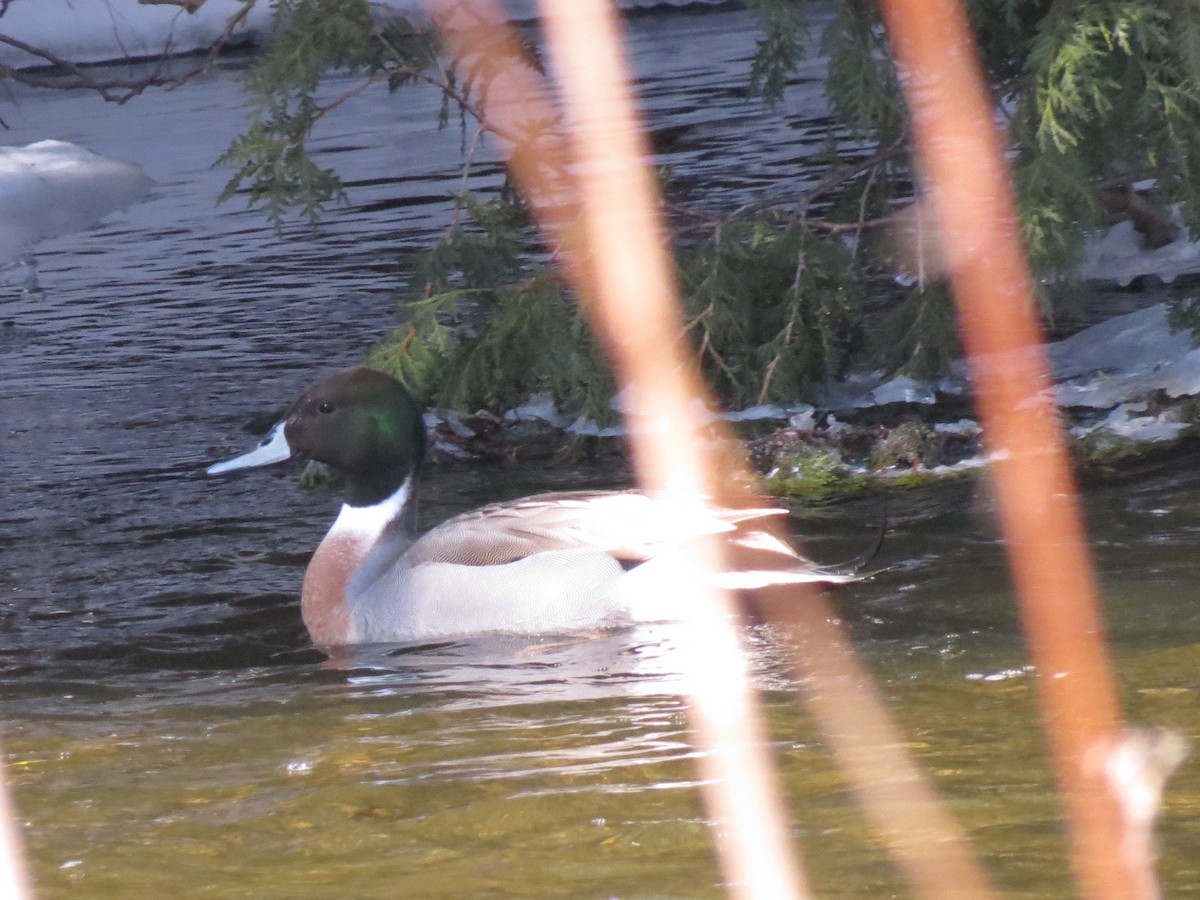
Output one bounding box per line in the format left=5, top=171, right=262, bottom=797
left=828, top=508, right=889, bottom=577
left=716, top=510, right=888, bottom=590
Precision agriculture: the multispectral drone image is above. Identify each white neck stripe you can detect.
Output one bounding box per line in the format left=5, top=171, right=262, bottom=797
left=328, top=476, right=414, bottom=542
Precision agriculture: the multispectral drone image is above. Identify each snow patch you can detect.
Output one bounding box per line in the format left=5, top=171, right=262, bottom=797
left=1050, top=304, right=1200, bottom=409
left=853, top=373, right=938, bottom=407
left=0, top=140, right=154, bottom=265
left=1071, top=403, right=1189, bottom=444
left=0, top=0, right=272, bottom=68
left=934, top=419, right=981, bottom=437
left=1077, top=208, right=1200, bottom=287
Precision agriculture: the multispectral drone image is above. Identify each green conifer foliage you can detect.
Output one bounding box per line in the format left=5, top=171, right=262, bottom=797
left=218, top=0, right=442, bottom=227
left=678, top=218, right=860, bottom=406
left=221, top=0, right=1200, bottom=414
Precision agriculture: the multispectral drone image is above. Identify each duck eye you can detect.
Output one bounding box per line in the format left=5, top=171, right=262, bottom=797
left=318, top=402, right=335, bottom=414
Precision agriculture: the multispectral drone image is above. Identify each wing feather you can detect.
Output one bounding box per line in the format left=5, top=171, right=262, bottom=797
left=402, top=489, right=790, bottom=567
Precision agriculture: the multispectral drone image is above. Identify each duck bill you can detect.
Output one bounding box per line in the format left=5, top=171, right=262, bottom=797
left=206, top=421, right=293, bottom=475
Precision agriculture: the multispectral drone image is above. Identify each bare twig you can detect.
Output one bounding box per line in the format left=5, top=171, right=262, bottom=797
left=728, top=138, right=909, bottom=222
left=0, top=0, right=257, bottom=103
left=139, top=0, right=208, bottom=8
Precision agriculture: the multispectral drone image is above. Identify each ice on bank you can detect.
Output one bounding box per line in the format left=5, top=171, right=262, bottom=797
left=0, top=140, right=154, bottom=289
left=0, top=0, right=270, bottom=67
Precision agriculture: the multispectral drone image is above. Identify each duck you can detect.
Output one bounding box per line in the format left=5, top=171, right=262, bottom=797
left=206, top=366, right=859, bottom=646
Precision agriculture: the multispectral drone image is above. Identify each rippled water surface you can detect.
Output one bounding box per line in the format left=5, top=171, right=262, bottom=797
left=4, top=6, right=1200, bottom=897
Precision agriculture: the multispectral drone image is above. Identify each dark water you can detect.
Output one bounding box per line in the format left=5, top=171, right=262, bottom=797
left=3, top=6, right=1200, bottom=897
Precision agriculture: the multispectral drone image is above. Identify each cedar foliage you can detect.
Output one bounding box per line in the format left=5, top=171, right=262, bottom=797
left=220, top=0, right=1200, bottom=414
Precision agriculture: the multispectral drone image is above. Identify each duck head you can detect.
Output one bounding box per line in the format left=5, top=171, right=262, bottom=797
left=207, top=366, right=426, bottom=506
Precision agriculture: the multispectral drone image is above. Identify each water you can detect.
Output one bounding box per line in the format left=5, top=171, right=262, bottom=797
left=3, top=6, right=1200, bottom=896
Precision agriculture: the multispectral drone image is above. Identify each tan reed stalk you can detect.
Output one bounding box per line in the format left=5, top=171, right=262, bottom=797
left=530, top=1, right=809, bottom=893
left=747, top=584, right=996, bottom=898
left=0, top=739, right=32, bottom=899
left=423, top=0, right=995, bottom=895
left=878, top=0, right=1156, bottom=895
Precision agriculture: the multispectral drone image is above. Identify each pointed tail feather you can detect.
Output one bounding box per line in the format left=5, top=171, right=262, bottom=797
left=718, top=511, right=889, bottom=590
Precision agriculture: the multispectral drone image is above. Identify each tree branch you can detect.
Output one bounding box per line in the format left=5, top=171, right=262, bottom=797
left=138, top=0, right=208, bottom=9
left=0, top=0, right=256, bottom=104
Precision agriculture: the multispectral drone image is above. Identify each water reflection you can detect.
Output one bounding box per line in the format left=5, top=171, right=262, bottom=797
left=328, top=622, right=787, bottom=711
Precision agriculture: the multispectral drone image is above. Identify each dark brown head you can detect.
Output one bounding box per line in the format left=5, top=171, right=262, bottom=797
left=208, top=367, right=426, bottom=507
